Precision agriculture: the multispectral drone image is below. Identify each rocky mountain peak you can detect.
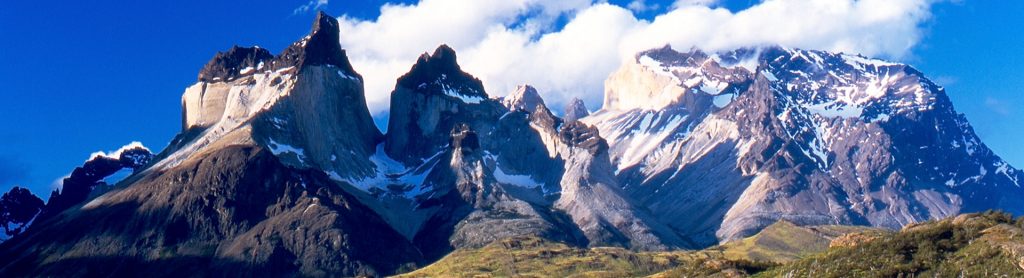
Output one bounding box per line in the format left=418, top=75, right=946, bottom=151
left=564, top=97, right=589, bottom=122
left=272, top=11, right=359, bottom=76
left=502, top=84, right=545, bottom=113
left=197, top=45, right=274, bottom=82
left=396, top=44, right=486, bottom=99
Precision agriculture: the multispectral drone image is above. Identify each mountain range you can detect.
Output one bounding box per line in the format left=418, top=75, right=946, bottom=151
left=1, top=12, right=1022, bottom=277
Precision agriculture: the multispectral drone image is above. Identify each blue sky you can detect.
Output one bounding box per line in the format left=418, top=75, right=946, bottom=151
left=0, top=0, right=1021, bottom=197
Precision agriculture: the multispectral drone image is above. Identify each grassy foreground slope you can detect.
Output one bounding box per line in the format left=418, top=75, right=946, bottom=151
left=707, top=221, right=883, bottom=264
left=757, top=211, right=1024, bottom=277
left=396, top=212, right=1024, bottom=277
left=395, top=236, right=773, bottom=278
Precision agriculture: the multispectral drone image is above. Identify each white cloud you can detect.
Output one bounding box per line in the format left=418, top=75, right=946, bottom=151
left=627, top=0, right=661, bottom=12
left=336, top=0, right=940, bottom=121
left=88, top=141, right=149, bottom=162
left=672, top=0, right=720, bottom=9
left=294, top=0, right=329, bottom=15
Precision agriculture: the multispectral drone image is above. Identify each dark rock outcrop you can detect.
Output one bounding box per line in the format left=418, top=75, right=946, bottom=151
left=272, top=11, right=360, bottom=78
left=0, top=187, right=44, bottom=241
left=197, top=46, right=274, bottom=82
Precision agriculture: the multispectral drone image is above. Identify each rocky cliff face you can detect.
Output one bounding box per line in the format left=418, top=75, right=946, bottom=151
left=584, top=46, right=1024, bottom=245
left=554, top=122, right=691, bottom=250
left=384, top=45, right=502, bottom=164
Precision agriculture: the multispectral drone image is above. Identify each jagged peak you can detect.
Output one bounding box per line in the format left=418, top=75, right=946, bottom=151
left=197, top=45, right=274, bottom=82
left=272, top=11, right=360, bottom=77
left=397, top=44, right=487, bottom=99
left=564, top=97, right=589, bottom=122
left=502, top=84, right=546, bottom=113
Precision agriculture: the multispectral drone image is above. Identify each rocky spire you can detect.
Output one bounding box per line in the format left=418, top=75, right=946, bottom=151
left=273, top=11, right=359, bottom=77
left=564, top=97, right=590, bottom=122
left=502, top=85, right=546, bottom=113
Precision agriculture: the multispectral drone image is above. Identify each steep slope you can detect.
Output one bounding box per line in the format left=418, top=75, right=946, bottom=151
left=584, top=46, right=1024, bottom=246
left=0, top=12, right=423, bottom=277
left=554, top=122, right=691, bottom=250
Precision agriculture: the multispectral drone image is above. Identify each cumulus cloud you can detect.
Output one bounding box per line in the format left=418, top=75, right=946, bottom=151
left=294, top=0, right=328, bottom=15
left=336, top=0, right=940, bottom=120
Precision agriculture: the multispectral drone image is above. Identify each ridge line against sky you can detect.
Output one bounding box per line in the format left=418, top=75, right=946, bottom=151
left=0, top=0, right=1021, bottom=197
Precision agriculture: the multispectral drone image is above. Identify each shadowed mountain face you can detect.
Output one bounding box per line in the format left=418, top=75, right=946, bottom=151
left=3, top=11, right=1024, bottom=278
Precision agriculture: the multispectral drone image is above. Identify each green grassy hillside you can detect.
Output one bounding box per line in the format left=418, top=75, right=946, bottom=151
left=394, top=236, right=772, bottom=278
left=395, top=212, right=1024, bottom=277
left=757, top=211, right=1024, bottom=277
left=705, top=221, right=883, bottom=264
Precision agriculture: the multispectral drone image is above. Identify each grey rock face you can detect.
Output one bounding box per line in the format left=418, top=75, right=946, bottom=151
left=554, top=122, right=691, bottom=250
left=384, top=45, right=503, bottom=165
